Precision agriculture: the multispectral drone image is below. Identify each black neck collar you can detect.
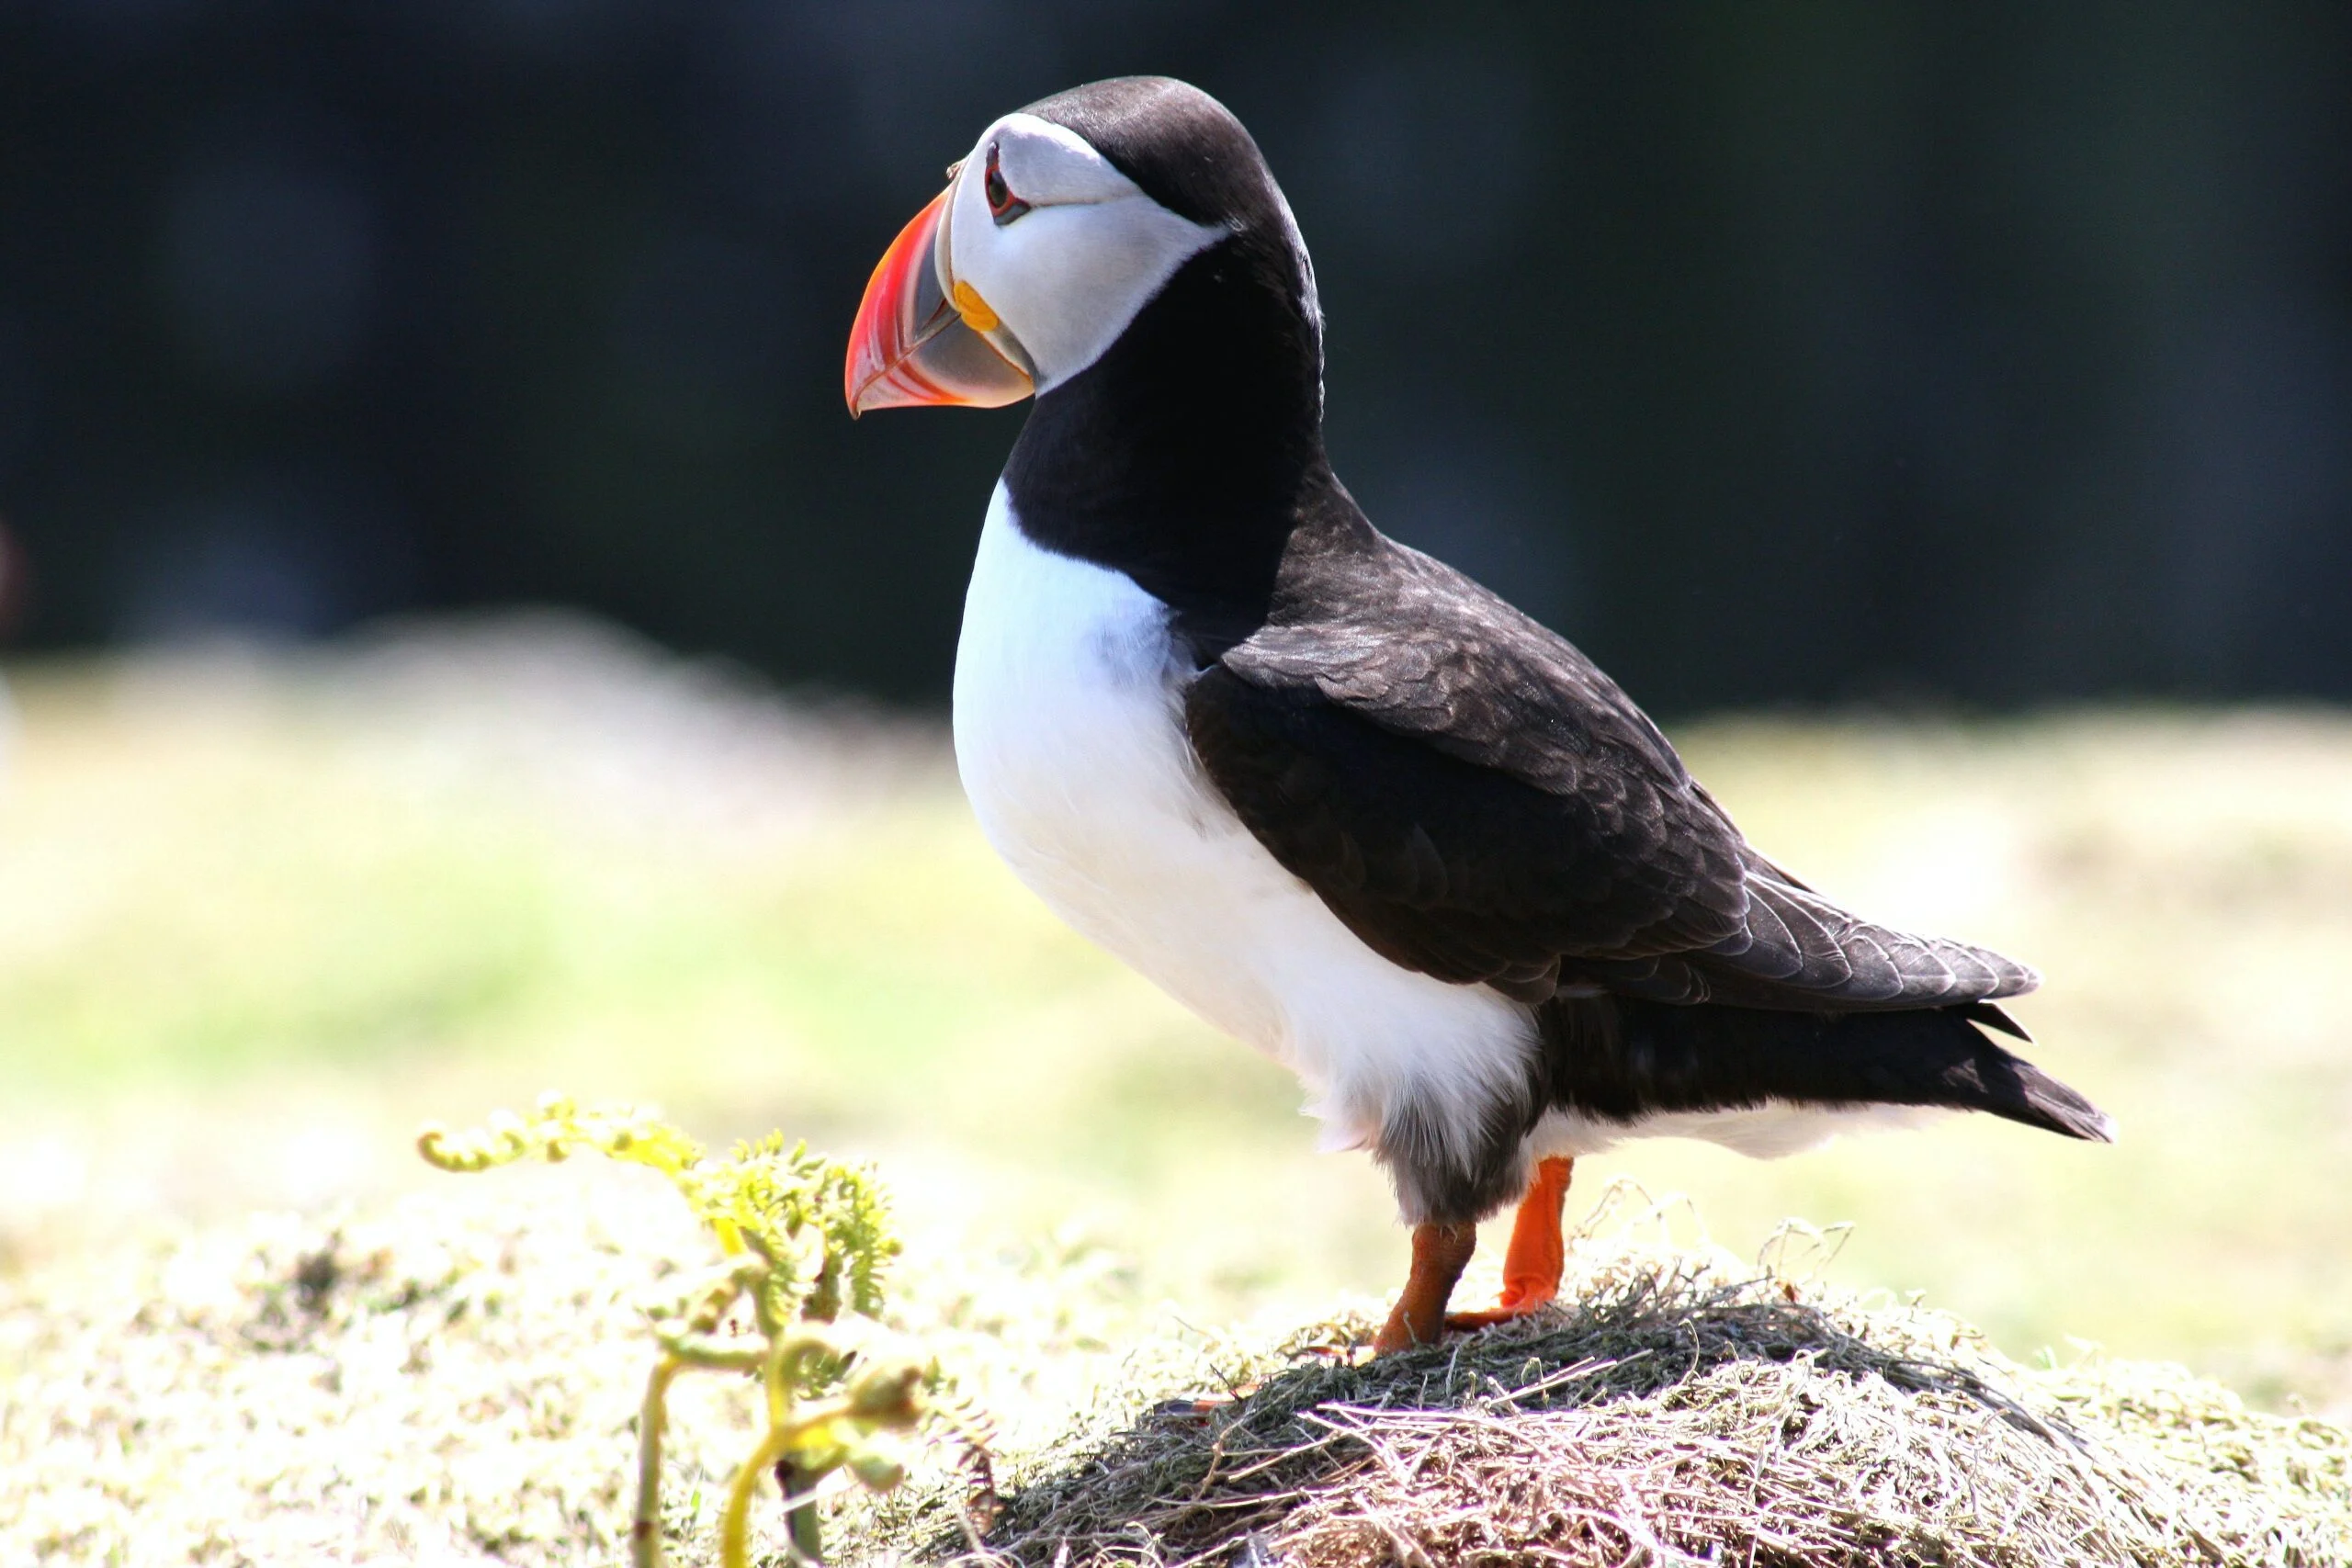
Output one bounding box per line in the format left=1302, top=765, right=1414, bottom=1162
left=1001, top=232, right=1327, bottom=661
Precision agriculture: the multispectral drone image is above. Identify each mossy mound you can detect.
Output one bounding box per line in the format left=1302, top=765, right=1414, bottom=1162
left=961, top=1255, right=2351, bottom=1567
left=5, top=1167, right=2346, bottom=1567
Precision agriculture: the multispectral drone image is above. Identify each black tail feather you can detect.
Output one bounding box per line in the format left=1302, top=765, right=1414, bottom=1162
left=1535, top=995, right=2114, bottom=1144
left=1957, top=999, right=2033, bottom=1042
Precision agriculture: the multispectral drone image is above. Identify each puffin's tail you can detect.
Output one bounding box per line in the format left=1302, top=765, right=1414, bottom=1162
left=1535, top=995, right=2116, bottom=1144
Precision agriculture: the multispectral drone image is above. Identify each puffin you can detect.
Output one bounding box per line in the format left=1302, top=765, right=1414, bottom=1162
left=842, top=76, right=2112, bottom=1354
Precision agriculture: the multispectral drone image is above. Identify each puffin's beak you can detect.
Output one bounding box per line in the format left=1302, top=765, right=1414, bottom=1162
left=844, top=186, right=1035, bottom=416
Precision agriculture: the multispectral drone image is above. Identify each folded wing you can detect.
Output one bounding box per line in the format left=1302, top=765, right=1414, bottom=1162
left=1184, top=535, right=2036, bottom=1014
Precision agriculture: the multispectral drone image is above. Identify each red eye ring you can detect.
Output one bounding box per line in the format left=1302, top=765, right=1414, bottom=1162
left=983, top=144, right=1031, bottom=225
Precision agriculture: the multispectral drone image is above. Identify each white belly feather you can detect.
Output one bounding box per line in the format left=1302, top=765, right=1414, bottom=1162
left=952, top=484, right=1538, bottom=1158
left=950, top=483, right=1918, bottom=1179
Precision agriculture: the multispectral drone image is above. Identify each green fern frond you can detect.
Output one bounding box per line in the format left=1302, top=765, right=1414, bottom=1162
left=419, top=1095, right=949, bottom=1568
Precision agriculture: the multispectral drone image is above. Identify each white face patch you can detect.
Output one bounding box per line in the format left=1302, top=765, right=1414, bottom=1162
left=938, top=112, right=1227, bottom=392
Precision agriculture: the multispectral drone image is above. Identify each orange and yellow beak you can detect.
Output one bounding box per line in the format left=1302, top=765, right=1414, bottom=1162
left=843, top=186, right=1035, bottom=416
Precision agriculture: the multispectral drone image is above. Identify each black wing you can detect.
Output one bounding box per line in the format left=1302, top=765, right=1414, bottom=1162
left=1183, top=530, right=2035, bottom=1011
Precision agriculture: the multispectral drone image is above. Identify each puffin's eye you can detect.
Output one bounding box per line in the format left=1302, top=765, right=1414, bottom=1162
left=983, top=144, right=1031, bottom=225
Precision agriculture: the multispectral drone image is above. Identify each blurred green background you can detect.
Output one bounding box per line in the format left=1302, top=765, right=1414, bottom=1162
left=3, top=618, right=2346, bottom=1413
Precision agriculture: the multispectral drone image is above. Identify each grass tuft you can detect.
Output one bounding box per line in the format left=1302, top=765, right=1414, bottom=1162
left=949, top=1192, right=2351, bottom=1568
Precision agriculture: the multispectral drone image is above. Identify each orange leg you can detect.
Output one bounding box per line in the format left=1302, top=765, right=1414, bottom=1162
left=1447, top=1156, right=1574, bottom=1328
left=1372, top=1221, right=1478, bottom=1354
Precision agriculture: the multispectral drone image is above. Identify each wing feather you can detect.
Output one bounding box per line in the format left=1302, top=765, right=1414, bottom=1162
left=1185, top=527, right=2037, bottom=1012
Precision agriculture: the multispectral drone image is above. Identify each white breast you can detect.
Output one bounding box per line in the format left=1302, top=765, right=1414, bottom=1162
left=950, top=484, right=1539, bottom=1158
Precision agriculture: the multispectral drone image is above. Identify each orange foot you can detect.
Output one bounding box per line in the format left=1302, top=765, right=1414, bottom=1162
left=1149, top=1390, right=1252, bottom=1423
left=1444, top=1156, right=1574, bottom=1331
left=1371, top=1221, right=1477, bottom=1354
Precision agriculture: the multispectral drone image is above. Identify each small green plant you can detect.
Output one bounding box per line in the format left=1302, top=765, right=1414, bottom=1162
left=419, top=1095, right=930, bottom=1568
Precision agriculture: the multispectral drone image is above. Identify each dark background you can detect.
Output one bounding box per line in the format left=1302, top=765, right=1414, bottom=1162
left=1, top=2, right=2346, bottom=712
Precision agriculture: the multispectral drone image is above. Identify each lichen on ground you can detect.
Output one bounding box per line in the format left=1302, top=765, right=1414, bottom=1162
left=5, top=1168, right=2346, bottom=1567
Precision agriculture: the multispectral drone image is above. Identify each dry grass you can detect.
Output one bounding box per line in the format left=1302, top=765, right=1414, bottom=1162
left=4, top=1167, right=738, bottom=1566
left=8, top=1169, right=2344, bottom=1567
left=953, top=1196, right=2352, bottom=1568
left=0, top=1152, right=1208, bottom=1568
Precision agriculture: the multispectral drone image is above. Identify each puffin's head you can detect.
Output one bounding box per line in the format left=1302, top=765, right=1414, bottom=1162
left=844, top=76, right=1317, bottom=416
